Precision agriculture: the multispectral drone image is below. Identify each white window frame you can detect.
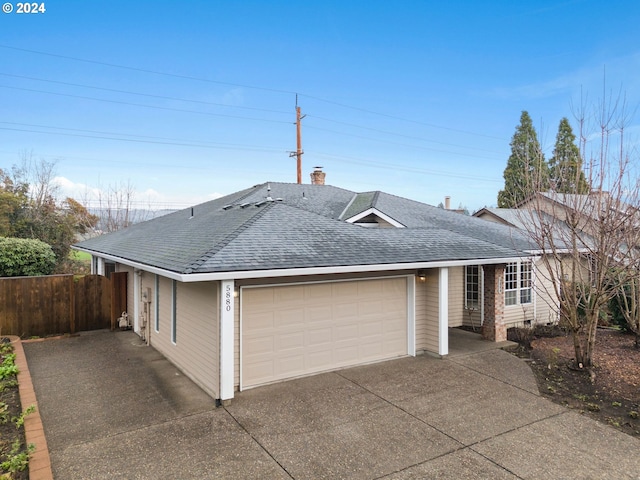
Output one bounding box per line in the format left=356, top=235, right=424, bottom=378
left=465, top=265, right=479, bottom=309
left=505, top=260, right=532, bottom=307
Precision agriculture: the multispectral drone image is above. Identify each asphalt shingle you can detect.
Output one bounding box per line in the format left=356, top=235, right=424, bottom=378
left=75, top=182, right=534, bottom=274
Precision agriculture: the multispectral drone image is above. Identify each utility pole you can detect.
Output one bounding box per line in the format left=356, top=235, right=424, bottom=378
left=289, top=97, right=305, bottom=184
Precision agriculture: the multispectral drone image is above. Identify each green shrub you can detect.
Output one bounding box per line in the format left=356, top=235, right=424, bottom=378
left=609, top=290, right=633, bottom=333
left=0, top=237, right=56, bottom=277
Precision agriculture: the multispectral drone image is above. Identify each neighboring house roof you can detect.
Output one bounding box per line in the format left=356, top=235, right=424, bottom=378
left=473, top=208, right=525, bottom=229
left=521, top=191, right=636, bottom=221
left=474, top=206, right=596, bottom=252
left=75, top=182, right=535, bottom=276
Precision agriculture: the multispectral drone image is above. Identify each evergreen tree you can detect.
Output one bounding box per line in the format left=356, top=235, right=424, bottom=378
left=497, top=111, right=549, bottom=207
left=549, top=117, right=590, bottom=194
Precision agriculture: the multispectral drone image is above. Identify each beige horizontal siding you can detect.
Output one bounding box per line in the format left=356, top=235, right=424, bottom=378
left=534, top=258, right=560, bottom=324
left=151, top=278, right=219, bottom=399
left=415, top=269, right=439, bottom=354
left=448, top=266, right=464, bottom=327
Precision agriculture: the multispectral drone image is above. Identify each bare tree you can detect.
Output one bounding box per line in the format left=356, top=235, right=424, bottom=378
left=15, top=149, right=60, bottom=209
left=515, top=87, right=640, bottom=369
left=77, top=180, right=153, bottom=233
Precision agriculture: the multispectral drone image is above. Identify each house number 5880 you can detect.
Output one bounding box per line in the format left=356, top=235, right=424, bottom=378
left=225, top=285, right=232, bottom=312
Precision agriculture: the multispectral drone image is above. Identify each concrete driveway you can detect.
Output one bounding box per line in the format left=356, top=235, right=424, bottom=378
left=23, top=330, right=640, bottom=479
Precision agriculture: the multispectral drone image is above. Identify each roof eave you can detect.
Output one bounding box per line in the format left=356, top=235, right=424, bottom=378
left=75, top=246, right=530, bottom=282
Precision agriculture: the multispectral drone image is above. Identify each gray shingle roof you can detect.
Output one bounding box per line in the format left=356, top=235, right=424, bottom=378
left=76, top=182, right=534, bottom=274
left=339, top=191, right=379, bottom=220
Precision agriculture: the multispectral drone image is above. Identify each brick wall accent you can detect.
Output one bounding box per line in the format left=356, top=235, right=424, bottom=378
left=482, top=264, right=506, bottom=342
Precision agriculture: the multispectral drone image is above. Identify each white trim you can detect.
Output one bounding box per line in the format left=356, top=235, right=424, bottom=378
left=504, top=259, right=533, bottom=308
left=154, top=274, right=160, bottom=333
left=407, top=276, right=416, bottom=356
left=464, top=264, right=480, bottom=309
left=93, top=256, right=104, bottom=275
left=438, top=267, right=449, bottom=356
left=527, top=248, right=590, bottom=255
left=220, top=280, right=235, bottom=401
left=239, top=274, right=412, bottom=391
left=133, top=269, right=140, bottom=333
left=171, top=280, right=177, bottom=345
left=480, top=265, right=485, bottom=326
left=344, top=207, right=406, bottom=228
left=75, top=248, right=526, bottom=283
left=532, top=261, right=537, bottom=322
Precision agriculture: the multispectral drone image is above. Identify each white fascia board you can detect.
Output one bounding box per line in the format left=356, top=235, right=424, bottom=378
left=75, top=247, right=528, bottom=283
left=526, top=248, right=590, bottom=255
left=345, top=208, right=406, bottom=228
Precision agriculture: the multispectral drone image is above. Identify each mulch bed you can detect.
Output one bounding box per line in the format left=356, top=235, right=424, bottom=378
left=509, top=328, right=640, bottom=438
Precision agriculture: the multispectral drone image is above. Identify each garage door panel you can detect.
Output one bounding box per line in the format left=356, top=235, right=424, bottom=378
left=333, top=302, right=358, bottom=319
left=306, top=350, right=334, bottom=369
left=358, top=279, right=383, bottom=295
left=276, top=331, right=304, bottom=350
left=334, top=282, right=358, bottom=297
left=306, top=305, right=332, bottom=323
left=246, top=287, right=275, bottom=306
left=360, top=342, right=384, bottom=359
left=276, top=354, right=305, bottom=376
left=242, top=277, right=408, bottom=388
left=244, top=335, right=274, bottom=356
left=244, top=362, right=274, bottom=383
left=274, top=285, right=304, bottom=303
left=335, top=323, right=360, bottom=341
left=306, top=282, right=332, bottom=298
left=278, top=308, right=305, bottom=327
left=358, top=299, right=384, bottom=316
left=246, top=311, right=275, bottom=331
left=307, top=327, right=332, bottom=346
left=334, top=345, right=359, bottom=364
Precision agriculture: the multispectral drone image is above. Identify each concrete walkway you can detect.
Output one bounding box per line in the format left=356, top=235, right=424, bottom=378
left=23, top=330, right=640, bottom=479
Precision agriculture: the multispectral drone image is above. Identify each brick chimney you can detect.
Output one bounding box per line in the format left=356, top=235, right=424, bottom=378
left=310, top=167, right=326, bottom=185
left=444, top=196, right=451, bottom=210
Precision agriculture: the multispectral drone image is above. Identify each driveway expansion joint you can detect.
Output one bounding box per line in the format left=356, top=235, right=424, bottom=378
left=223, top=406, right=296, bottom=480
left=333, top=370, right=466, bottom=448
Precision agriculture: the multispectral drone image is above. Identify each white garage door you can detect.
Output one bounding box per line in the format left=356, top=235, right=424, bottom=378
left=242, top=277, right=408, bottom=389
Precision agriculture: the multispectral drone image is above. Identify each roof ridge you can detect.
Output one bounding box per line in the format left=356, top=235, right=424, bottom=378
left=232, top=182, right=267, bottom=204
left=338, top=193, right=359, bottom=220
left=371, top=190, right=381, bottom=207
left=182, top=201, right=275, bottom=273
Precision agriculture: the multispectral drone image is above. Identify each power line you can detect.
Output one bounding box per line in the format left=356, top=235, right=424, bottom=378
left=0, top=125, right=287, bottom=152
left=309, top=150, right=502, bottom=183
left=307, top=115, right=505, bottom=155
left=0, top=72, right=505, bottom=153
left=299, top=93, right=505, bottom=140
left=0, top=72, right=292, bottom=115
left=0, top=121, right=285, bottom=151
left=305, top=125, right=502, bottom=160
left=0, top=85, right=291, bottom=125
left=0, top=44, right=297, bottom=95
left=0, top=44, right=502, bottom=140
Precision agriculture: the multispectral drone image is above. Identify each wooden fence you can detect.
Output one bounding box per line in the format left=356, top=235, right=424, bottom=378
left=0, top=273, right=127, bottom=337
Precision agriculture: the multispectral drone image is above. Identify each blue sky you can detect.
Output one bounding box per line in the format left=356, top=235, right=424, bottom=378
left=1, top=0, right=639, bottom=212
